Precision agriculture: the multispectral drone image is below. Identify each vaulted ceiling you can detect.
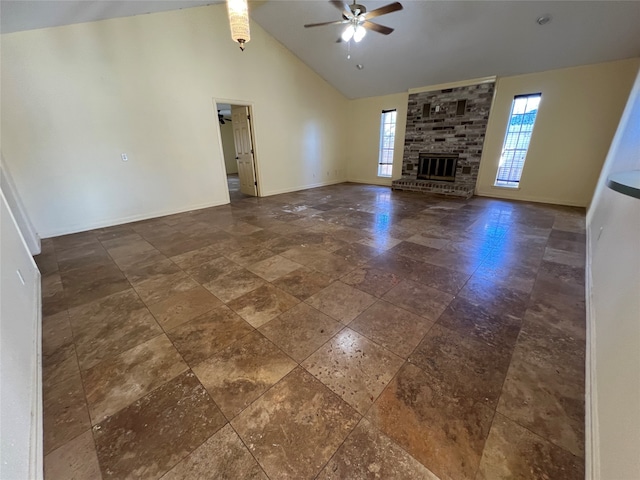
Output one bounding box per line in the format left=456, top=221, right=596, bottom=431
left=2, top=0, right=639, bottom=99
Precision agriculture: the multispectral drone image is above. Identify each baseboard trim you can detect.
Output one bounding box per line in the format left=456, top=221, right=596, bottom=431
left=31, top=273, right=43, bottom=480
left=261, top=179, right=347, bottom=197
left=347, top=177, right=393, bottom=187
left=475, top=190, right=587, bottom=208
left=585, top=224, right=600, bottom=479
left=40, top=199, right=229, bottom=239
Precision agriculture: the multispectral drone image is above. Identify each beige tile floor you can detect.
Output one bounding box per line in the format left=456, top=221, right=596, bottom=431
left=37, top=183, right=586, bottom=479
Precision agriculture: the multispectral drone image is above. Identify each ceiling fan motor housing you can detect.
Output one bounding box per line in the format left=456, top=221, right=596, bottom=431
left=349, top=4, right=367, bottom=16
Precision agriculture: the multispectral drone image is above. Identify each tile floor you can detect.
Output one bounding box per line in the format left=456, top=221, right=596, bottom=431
left=227, top=173, right=253, bottom=203
left=37, top=183, right=586, bottom=480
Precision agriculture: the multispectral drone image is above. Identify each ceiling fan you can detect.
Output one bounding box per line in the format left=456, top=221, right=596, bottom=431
left=218, top=110, right=231, bottom=125
left=304, top=0, right=403, bottom=43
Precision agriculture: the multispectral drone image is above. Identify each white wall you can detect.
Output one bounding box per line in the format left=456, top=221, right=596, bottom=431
left=586, top=67, right=640, bottom=480
left=476, top=58, right=639, bottom=207
left=347, top=92, right=408, bottom=186
left=1, top=4, right=349, bottom=238
left=219, top=121, right=238, bottom=175
left=0, top=154, right=40, bottom=254
left=0, top=189, right=43, bottom=480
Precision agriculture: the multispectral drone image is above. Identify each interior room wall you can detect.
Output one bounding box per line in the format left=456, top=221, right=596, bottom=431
left=0, top=189, right=42, bottom=480
left=1, top=4, right=349, bottom=238
left=476, top=58, right=640, bottom=207
left=219, top=122, right=238, bottom=175
left=1, top=154, right=40, bottom=254
left=586, top=66, right=640, bottom=480
left=347, top=92, right=408, bottom=186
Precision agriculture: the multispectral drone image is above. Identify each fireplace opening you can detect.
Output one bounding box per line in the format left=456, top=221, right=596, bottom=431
left=417, top=154, right=459, bottom=182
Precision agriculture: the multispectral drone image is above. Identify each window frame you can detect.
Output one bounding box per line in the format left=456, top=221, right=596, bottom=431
left=377, top=109, right=397, bottom=178
left=493, top=93, right=542, bottom=189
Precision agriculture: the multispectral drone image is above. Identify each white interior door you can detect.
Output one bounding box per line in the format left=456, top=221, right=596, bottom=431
left=231, top=106, right=257, bottom=196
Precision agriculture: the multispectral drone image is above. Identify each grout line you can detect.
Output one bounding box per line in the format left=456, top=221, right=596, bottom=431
left=227, top=420, right=273, bottom=480
left=40, top=187, right=588, bottom=479
left=495, top=409, right=586, bottom=460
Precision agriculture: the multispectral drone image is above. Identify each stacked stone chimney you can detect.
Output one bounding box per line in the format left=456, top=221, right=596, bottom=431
left=392, top=81, right=495, bottom=198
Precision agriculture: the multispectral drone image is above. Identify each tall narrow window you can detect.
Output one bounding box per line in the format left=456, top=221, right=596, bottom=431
left=494, top=93, right=541, bottom=188
left=378, top=109, right=397, bottom=177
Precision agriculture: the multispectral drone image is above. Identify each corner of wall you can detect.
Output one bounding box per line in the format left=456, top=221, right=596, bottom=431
left=584, top=226, right=600, bottom=480
left=584, top=63, right=640, bottom=480
left=0, top=154, right=40, bottom=255
left=0, top=189, right=43, bottom=480
left=0, top=156, right=40, bottom=255
left=344, top=91, right=409, bottom=186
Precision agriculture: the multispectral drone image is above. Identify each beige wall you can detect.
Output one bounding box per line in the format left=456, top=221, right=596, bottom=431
left=347, top=92, right=408, bottom=186
left=346, top=59, right=639, bottom=203
left=476, top=58, right=640, bottom=207
left=586, top=67, right=640, bottom=480
left=1, top=4, right=349, bottom=237
left=219, top=122, right=238, bottom=174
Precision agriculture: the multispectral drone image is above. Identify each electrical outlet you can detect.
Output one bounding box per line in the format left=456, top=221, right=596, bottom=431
left=121, top=153, right=128, bottom=162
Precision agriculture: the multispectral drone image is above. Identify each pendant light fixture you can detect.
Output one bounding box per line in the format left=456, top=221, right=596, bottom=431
left=227, top=0, right=250, bottom=51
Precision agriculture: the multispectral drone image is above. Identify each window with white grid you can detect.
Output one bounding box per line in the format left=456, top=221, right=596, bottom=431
left=378, top=109, right=397, bottom=177
left=494, top=93, right=541, bottom=188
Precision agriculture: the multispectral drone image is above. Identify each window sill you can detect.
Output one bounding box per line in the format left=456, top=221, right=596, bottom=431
left=492, top=184, right=521, bottom=190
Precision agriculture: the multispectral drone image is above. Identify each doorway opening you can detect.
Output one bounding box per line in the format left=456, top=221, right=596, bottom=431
left=215, top=101, right=260, bottom=203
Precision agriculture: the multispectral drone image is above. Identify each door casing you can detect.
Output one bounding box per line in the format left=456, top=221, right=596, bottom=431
left=213, top=98, right=262, bottom=200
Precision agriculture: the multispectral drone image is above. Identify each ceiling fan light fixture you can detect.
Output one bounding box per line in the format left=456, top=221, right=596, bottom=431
left=304, top=1, right=402, bottom=43
left=227, top=0, right=250, bottom=51
left=341, top=25, right=355, bottom=42
left=354, top=24, right=367, bottom=42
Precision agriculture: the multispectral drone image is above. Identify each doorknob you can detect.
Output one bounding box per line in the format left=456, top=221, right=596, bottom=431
left=235, top=157, right=239, bottom=160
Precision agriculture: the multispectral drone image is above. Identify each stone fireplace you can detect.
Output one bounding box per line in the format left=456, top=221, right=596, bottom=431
left=392, top=81, right=495, bottom=198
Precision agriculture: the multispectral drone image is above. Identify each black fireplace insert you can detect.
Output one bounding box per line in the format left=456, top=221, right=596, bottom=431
left=417, top=154, right=459, bottom=182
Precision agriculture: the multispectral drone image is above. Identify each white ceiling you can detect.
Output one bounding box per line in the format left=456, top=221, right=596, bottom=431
left=217, top=103, right=232, bottom=116
left=0, top=0, right=215, bottom=33
left=250, top=1, right=640, bottom=98
left=2, top=1, right=639, bottom=99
